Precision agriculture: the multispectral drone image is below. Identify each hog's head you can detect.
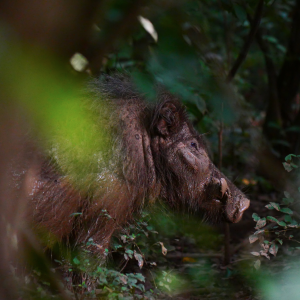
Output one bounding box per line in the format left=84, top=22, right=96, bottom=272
left=150, top=99, right=250, bottom=223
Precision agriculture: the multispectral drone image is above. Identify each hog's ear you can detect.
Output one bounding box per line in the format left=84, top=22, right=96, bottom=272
left=154, top=102, right=181, bottom=136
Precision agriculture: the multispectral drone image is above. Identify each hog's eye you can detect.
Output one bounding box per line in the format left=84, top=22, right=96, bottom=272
left=191, top=142, right=198, bottom=150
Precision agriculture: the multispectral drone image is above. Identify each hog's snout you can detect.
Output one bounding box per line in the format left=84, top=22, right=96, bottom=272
left=224, top=195, right=250, bottom=223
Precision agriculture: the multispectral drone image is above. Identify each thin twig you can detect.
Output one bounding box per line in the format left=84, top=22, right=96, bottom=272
left=227, top=0, right=264, bottom=82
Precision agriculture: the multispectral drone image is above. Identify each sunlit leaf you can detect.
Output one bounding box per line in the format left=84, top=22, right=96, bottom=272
left=249, top=235, right=259, bottom=243
left=158, top=242, right=168, bottom=255
left=269, top=202, right=281, bottom=211
left=269, top=244, right=279, bottom=256
left=254, top=259, right=261, bottom=270
left=256, top=218, right=266, bottom=229
left=134, top=251, right=144, bottom=269
left=283, top=162, right=293, bottom=172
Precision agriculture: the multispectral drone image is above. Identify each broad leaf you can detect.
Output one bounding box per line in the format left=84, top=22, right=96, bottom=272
left=279, top=207, right=293, bottom=215
left=256, top=218, right=266, bottom=229
left=252, top=213, right=260, bottom=222
left=249, top=235, right=259, bottom=243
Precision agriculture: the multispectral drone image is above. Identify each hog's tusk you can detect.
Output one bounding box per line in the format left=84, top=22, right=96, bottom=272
left=220, top=178, right=228, bottom=198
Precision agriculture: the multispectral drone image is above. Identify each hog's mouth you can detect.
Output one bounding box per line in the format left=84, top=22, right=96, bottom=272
left=209, top=177, right=250, bottom=223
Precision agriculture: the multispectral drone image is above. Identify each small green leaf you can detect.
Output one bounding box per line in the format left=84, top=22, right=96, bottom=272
left=276, top=239, right=283, bottom=245
left=134, top=273, right=145, bottom=282
left=134, top=251, right=144, bottom=269
left=250, top=252, right=260, bottom=256
left=285, top=215, right=292, bottom=223
left=284, top=191, right=290, bottom=198
left=256, top=218, right=266, bottom=229
left=254, top=259, right=261, bottom=270
left=267, top=216, right=286, bottom=227
left=269, top=202, right=281, bottom=211
left=265, top=204, right=274, bottom=210
left=267, top=216, right=278, bottom=223
left=285, top=154, right=296, bottom=162
left=278, top=221, right=287, bottom=227
left=280, top=207, right=293, bottom=215
left=252, top=213, right=260, bottom=221
left=73, top=257, right=80, bottom=265
left=249, top=235, right=259, bottom=243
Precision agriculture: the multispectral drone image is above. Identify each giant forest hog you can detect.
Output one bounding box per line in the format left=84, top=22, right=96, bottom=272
left=28, top=75, right=250, bottom=253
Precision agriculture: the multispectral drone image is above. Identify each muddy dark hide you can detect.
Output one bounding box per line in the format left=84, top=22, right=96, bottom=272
left=28, top=75, right=250, bottom=253
left=151, top=99, right=249, bottom=223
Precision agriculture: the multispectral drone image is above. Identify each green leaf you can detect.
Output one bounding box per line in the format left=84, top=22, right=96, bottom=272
left=284, top=191, right=290, bottom=198
left=134, top=251, right=144, bottom=269
left=279, top=207, right=293, bottom=215
left=285, top=154, right=297, bottom=162
left=73, top=257, right=80, bottom=265
left=283, top=162, right=293, bottom=172
left=278, top=221, right=287, bottom=227
left=249, top=235, right=258, bottom=244
left=252, top=213, right=260, bottom=221
left=250, top=252, right=260, bottom=256
left=276, top=239, right=283, bottom=245
left=284, top=215, right=292, bottom=223
left=269, top=202, right=281, bottom=211
left=256, top=218, right=266, bottom=229
left=265, top=204, right=275, bottom=210
left=134, top=273, right=145, bottom=282
left=267, top=216, right=286, bottom=227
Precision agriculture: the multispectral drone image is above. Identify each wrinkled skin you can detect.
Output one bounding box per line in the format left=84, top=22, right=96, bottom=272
left=28, top=76, right=250, bottom=252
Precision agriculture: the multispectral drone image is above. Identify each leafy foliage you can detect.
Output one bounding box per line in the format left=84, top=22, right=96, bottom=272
left=249, top=154, right=300, bottom=268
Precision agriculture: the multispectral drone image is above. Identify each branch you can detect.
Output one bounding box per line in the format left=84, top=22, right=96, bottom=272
left=227, top=0, right=264, bottom=82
